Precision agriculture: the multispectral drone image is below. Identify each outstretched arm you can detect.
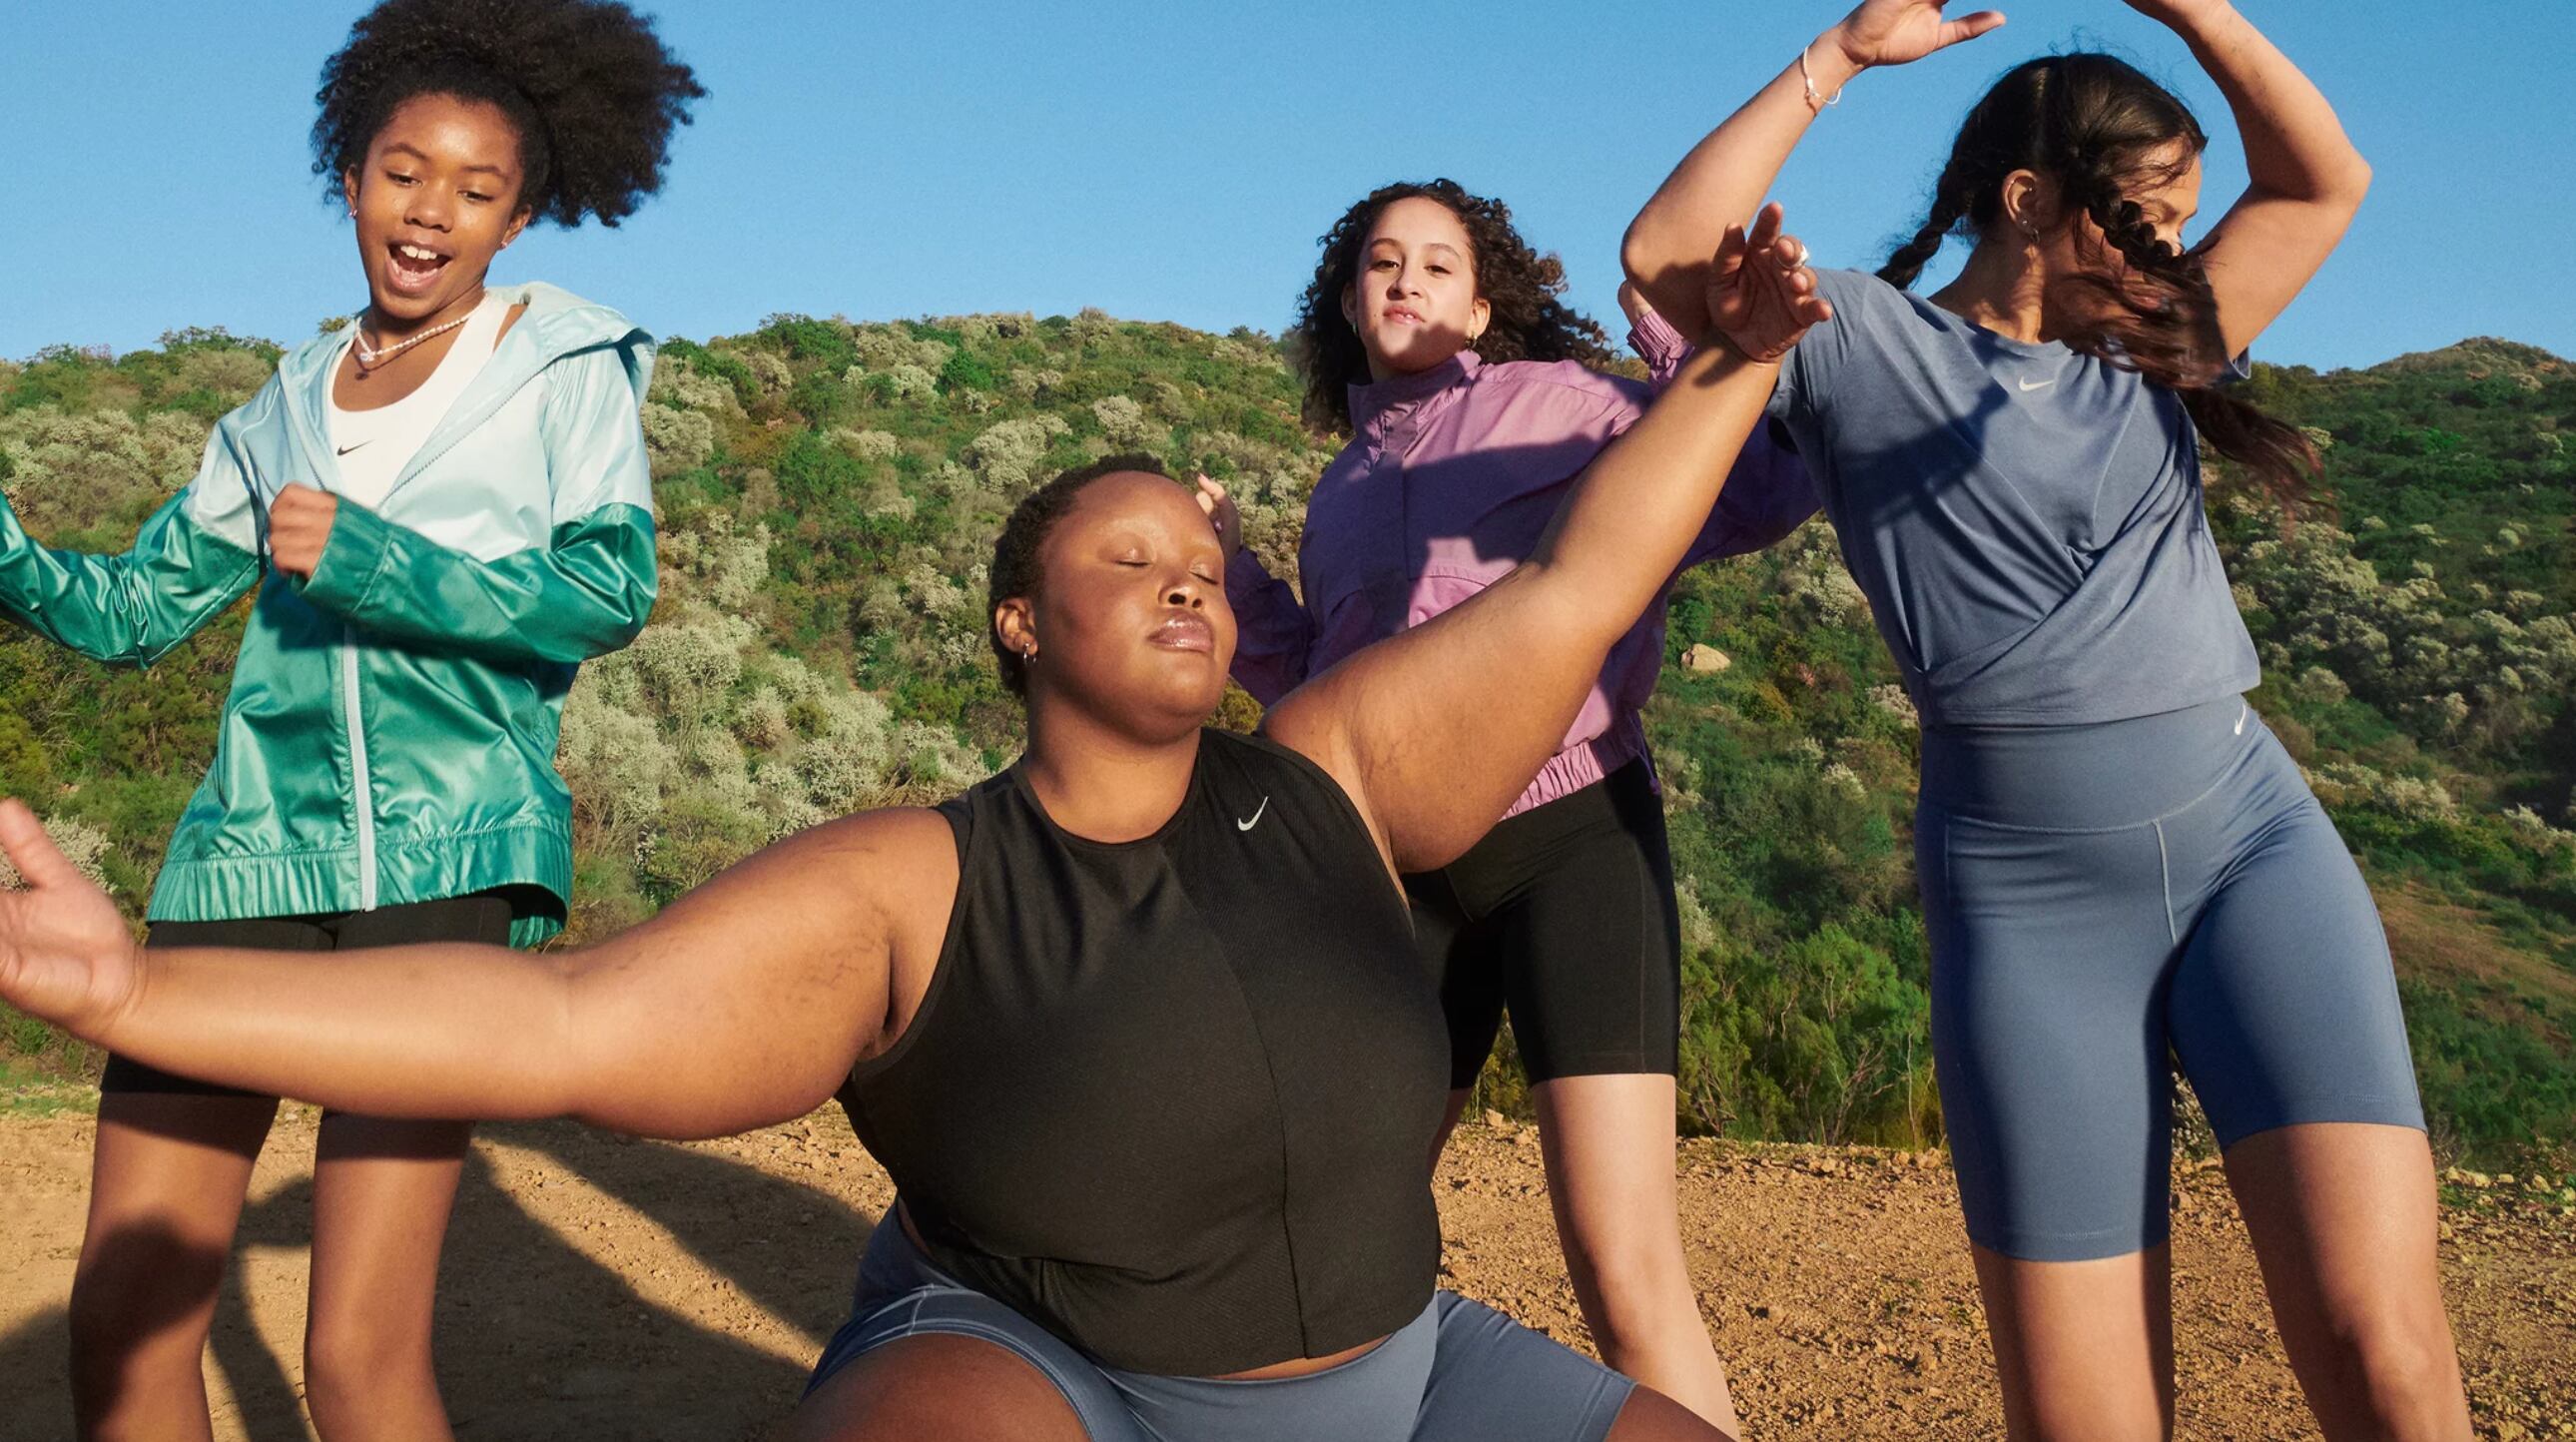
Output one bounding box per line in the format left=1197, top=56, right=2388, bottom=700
left=2138, top=0, right=2371, bottom=355
left=1623, top=0, right=2005, bottom=343
left=0, top=427, right=267, bottom=667
left=0, top=799, right=953, bottom=1139
left=1267, top=215, right=1827, bottom=873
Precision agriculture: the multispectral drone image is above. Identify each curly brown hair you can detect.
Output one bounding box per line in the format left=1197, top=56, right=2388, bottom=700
left=313, top=0, right=705, bottom=229
left=1292, top=180, right=1616, bottom=434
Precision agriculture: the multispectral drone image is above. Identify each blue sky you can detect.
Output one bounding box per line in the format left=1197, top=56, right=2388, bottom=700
left=4, top=1, right=2569, bottom=370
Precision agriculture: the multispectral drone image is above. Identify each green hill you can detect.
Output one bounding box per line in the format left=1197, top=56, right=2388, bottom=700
left=4, top=316, right=2571, bottom=1166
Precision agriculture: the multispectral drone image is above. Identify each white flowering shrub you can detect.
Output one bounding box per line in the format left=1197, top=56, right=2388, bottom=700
left=853, top=328, right=952, bottom=374
left=1866, top=684, right=1919, bottom=729
left=0, top=814, right=113, bottom=892
left=0, top=406, right=210, bottom=527
left=882, top=364, right=938, bottom=402
left=1091, top=395, right=1160, bottom=450
left=964, top=415, right=1072, bottom=493
left=647, top=354, right=740, bottom=414
left=2309, top=762, right=2458, bottom=821
left=1006, top=367, right=1064, bottom=400
left=640, top=401, right=715, bottom=477
left=710, top=345, right=791, bottom=399
left=171, top=347, right=273, bottom=407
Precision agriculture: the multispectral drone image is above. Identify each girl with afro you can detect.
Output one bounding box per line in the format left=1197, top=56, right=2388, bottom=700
left=0, top=1, right=700, bottom=1434
left=1203, top=183, right=1820, bottom=1431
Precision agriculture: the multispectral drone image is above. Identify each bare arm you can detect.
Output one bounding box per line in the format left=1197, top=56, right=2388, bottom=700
left=1266, top=219, right=1825, bottom=873
left=0, top=799, right=954, bottom=1139
left=2142, top=0, right=2371, bottom=355
left=1624, top=0, right=2005, bottom=342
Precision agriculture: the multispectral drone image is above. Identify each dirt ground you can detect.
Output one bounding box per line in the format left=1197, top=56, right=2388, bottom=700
left=2, top=1107, right=2568, bottom=1440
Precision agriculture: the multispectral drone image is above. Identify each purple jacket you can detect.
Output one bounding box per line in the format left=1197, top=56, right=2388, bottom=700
left=1227, top=310, right=1817, bottom=819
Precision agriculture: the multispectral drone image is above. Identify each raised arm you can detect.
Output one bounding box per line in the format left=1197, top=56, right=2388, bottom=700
left=1623, top=0, right=2004, bottom=342
left=1267, top=215, right=1825, bottom=873
left=2138, top=0, right=2371, bottom=355
left=1200, top=477, right=1319, bottom=705
left=0, top=798, right=953, bottom=1139
left=0, top=420, right=267, bottom=667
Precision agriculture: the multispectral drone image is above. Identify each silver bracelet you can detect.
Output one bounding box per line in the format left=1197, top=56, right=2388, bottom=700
left=1800, top=42, right=1845, bottom=112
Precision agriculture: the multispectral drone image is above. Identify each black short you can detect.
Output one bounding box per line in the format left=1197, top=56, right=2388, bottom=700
left=100, top=893, right=516, bottom=1096
left=1406, top=760, right=1681, bottom=1088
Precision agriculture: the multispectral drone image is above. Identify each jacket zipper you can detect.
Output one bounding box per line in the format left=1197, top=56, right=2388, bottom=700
left=341, top=625, right=378, bottom=911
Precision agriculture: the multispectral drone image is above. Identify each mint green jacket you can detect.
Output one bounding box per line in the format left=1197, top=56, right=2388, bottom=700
left=0, top=283, right=657, bottom=946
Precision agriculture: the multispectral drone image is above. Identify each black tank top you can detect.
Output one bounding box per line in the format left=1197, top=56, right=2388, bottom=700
left=837, top=728, right=1451, bottom=1376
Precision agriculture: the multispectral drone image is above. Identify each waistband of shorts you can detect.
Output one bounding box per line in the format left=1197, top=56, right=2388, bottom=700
left=1919, top=694, right=2263, bottom=831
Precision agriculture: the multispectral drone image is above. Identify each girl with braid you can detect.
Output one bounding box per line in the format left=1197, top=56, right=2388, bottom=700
left=0, top=1, right=699, bottom=1435
left=1622, top=2, right=2471, bottom=1438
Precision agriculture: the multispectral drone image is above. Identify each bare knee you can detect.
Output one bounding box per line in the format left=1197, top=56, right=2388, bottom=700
left=1604, top=1384, right=1727, bottom=1441
left=2322, top=1314, right=2460, bottom=1425
left=788, top=1334, right=1084, bottom=1442
left=68, top=1223, right=226, bottom=1383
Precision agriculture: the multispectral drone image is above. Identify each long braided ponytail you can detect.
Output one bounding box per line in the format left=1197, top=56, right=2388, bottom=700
left=1880, top=54, right=2317, bottom=500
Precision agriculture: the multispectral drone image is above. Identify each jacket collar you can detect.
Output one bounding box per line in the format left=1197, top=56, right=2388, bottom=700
left=1347, top=349, right=1481, bottom=438
left=274, top=281, right=648, bottom=509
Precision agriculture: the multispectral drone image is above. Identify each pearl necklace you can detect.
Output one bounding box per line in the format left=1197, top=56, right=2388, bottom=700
left=352, top=292, right=484, bottom=369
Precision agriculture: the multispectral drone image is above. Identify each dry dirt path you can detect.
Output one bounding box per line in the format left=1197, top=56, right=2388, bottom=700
left=2, top=1108, right=2568, bottom=1439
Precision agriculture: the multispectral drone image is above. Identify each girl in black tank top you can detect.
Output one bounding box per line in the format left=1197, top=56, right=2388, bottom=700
left=2, top=222, right=1824, bottom=1439
left=842, top=729, right=1447, bottom=1375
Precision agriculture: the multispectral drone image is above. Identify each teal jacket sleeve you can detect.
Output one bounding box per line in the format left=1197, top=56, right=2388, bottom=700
left=0, top=418, right=266, bottom=667
left=298, top=343, right=660, bottom=666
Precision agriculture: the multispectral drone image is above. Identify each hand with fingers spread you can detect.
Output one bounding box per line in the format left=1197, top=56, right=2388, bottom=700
left=1828, top=0, right=2009, bottom=70
left=268, top=483, right=341, bottom=580
left=0, top=800, right=143, bottom=1046
left=1194, top=473, right=1243, bottom=562
left=1707, top=204, right=1835, bottom=361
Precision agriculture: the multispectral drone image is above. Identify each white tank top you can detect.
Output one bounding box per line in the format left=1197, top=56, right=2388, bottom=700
left=326, top=294, right=507, bottom=509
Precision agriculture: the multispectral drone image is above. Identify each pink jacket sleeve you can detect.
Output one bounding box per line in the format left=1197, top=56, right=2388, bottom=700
left=1223, top=547, right=1316, bottom=706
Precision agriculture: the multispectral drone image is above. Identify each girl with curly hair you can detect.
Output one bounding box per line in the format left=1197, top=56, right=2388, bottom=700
left=1205, top=180, right=1819, bottom=1430
left=3, top=227, right=1825, bottom=1442
left=0, top=1, right=700, bottom=1434
left=1623, top=2, right=2470, bottom=1436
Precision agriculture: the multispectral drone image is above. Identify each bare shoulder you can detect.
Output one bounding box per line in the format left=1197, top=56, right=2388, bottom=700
left=761, top=806, right=959, bottom=908
left=1257, top=685, right=1390, bottom=867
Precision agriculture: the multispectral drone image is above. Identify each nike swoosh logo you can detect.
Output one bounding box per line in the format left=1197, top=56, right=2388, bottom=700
left=2235, top=705, right=2249, bottom=736
left=2017, top=376, right=2057, bottom=392
left=336, top=441, right=371, bottom=455
left=1236, top=797, right=1269, bottom=832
